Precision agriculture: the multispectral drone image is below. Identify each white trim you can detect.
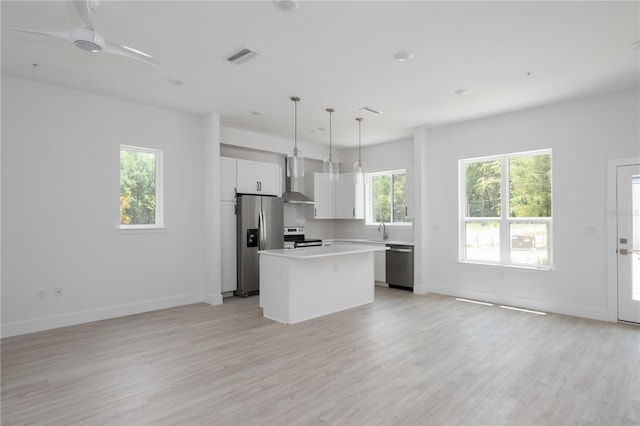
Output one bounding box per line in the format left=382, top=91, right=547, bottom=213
left=424, top=284, right=608, bottom=321
left=203, top=293, right=224, bottom=306
left=118, top=227, right=167, bottom=233
left=606, top=157, right=640, bottom=322
left=459, top=149, right=553, bottom=269
left=120, top=145, right=164, bottom=228
left=365, top=169, right=410, bottom=225
left=1, top=292, right=221, bottom=338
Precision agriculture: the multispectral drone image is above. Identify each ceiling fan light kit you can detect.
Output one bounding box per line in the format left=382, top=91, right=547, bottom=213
left=9, top=0, right=160, bottom=66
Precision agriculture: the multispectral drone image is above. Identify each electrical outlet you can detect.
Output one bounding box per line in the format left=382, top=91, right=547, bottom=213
left=53, top=287, right=63, bottom=297
left=37, top=288, right=47, bottom=299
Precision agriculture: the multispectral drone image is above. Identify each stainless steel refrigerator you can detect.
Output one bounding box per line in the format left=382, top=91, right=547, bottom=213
left=235, top=195, right=284, bottom=297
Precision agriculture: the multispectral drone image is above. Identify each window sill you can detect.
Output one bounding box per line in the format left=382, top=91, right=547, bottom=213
left=365, top=223, right=413, bottom=229
left=457, top=260, right=555, bottom=272
left=118, top=227, right=167, bottom=234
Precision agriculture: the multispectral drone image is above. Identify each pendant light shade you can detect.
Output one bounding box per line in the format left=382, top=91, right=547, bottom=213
left=287, top=96, right=304, bottom=178
left=353, top=117, right=365, bottom=184
left=323, top=108, right=340, bottom=181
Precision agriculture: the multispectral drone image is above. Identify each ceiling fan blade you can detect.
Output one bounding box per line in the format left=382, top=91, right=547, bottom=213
left=103, top=40, right=160, bottom=66
left=7, top=28, right=74, bottom=43
left=73, top=0, right=96, bottom=29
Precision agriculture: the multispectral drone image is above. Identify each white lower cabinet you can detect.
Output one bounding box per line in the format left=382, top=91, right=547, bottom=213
left=220, top=201, right=237, bottom=292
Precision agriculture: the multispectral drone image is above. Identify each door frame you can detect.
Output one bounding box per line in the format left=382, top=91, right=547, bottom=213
left=606, top=157, right=640, bottom=322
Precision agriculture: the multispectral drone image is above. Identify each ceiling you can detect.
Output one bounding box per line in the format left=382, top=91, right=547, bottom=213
left=2, top=1, right=639, bottom=148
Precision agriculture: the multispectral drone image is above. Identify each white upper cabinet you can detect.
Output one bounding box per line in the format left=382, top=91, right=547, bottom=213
left=307, top=173, right=334, bottom=219
left=308, top=173, right=364, bottom=220
left=404, top=166, right=414, bottom=219
left=236, top=159, right=281, bottom=196
left=220, top=157, right=237, bottom=201
left=335, top=174, right=364, bottom=219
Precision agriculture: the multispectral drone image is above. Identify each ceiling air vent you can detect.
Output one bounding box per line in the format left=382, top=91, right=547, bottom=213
left=361, top=106, right=383, bottom=115
left=226, top=48, right=258, bottom=65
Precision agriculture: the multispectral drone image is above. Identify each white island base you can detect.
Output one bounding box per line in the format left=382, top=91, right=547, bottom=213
left=259, top=245, right=386, bottom=324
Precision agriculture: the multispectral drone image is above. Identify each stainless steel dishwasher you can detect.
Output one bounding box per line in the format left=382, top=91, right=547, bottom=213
left=385, top=244, right=414, bottom=290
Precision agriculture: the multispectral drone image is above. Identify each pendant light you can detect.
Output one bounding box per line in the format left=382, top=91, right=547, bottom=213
left=353, top=117, right=365, bottom=184
left=287, top=96, right=304, bottom=178
left=323, top=108, right=340, bottom=181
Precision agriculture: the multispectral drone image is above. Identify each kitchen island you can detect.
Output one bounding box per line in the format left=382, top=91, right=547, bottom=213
left=259, top=244, right=387, bottom=324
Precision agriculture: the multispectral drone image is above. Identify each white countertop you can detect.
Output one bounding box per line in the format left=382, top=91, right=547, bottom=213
left=325, top=238, right=414, bottom=246
left=259, top=244, right=388, bottom=259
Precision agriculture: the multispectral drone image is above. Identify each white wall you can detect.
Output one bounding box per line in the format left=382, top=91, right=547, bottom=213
left=334, top=139, right=415, bottom=242
left=221, top=126, right=335, bottom=161
left=417, top=89, right=640, bottom=320
left=1, top=75, right=221, bottom=337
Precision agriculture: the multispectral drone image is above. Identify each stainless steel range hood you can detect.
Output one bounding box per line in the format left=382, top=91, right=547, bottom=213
left=283, top=175, right=314, bottom=204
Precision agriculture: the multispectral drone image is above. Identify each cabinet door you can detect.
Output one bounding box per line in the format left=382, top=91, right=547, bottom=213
left=310, top=173, right=334, bottom=219
left=404, top=166, right=414, bottom=219
left=236, top=159, right=259, bottom=194
left=220, top=157, right=237, bottom=201
left=255, top=162, right=281, bottom=196
left=220, top=201, right=237, bottom=292
left=335, top=174, right=364, bottom=219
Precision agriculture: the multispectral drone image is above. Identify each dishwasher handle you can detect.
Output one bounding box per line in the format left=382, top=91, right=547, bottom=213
left=388, top=247, right=413, bottom=253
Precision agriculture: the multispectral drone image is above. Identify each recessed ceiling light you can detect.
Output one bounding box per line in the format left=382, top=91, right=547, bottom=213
left=393, top=50, right=414, bottom=62
left=250, top=110, right=264, bottom=116
left=226, top=48, right=258, bottom=65
left=318, top=127, right=327, bottom=131
left=360, top=106, right=383, bottom=115
left=454, top=89, right=471, bottom=96
left=274, top=0, right=298, bottom=11
left=632, top=40, right=640, bottom=50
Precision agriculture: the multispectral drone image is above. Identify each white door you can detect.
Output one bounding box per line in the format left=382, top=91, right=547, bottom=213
left=617, top=164, right=640, bottom=323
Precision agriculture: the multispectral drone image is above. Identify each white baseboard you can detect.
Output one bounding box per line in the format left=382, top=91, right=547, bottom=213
left=418, top=284, right=609, bottom=322
left=203, top=293, right=224, bottom=305
left=1, top=292, right=222, bottom=338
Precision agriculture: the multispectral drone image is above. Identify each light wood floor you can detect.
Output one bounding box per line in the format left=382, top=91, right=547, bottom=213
left=2, top=288, right=639, bottom=425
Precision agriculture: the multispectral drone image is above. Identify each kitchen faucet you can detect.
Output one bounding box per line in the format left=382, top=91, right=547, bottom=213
left=378, top=222, right=388, bottom=241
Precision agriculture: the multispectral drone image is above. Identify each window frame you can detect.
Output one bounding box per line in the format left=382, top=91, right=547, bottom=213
left=365, top=169, right=412, bottom=226
left=459, top=149, right=553, bottom=270
left=119, top=145, right=164, bottom=231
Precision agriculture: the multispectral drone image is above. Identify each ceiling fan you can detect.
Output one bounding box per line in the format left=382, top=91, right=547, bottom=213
left=8, top=0, right=160, bottom=66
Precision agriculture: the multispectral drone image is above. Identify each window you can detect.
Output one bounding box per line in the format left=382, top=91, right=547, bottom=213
left=120, top=145, right=163, bottom=229
left=366, top=170, right=410, bottom=225
left=460, top=149, right=552, bottom=268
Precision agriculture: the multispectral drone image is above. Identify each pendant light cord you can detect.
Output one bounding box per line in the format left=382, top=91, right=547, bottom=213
left=327, top=108, right=335, bottom=158
left=357, top=117, right=363, bottom=162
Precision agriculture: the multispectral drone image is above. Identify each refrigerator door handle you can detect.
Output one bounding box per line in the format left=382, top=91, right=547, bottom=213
left=258, top=211, right=264, bottom=250
left=261, top=210, right=267, bottom=250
